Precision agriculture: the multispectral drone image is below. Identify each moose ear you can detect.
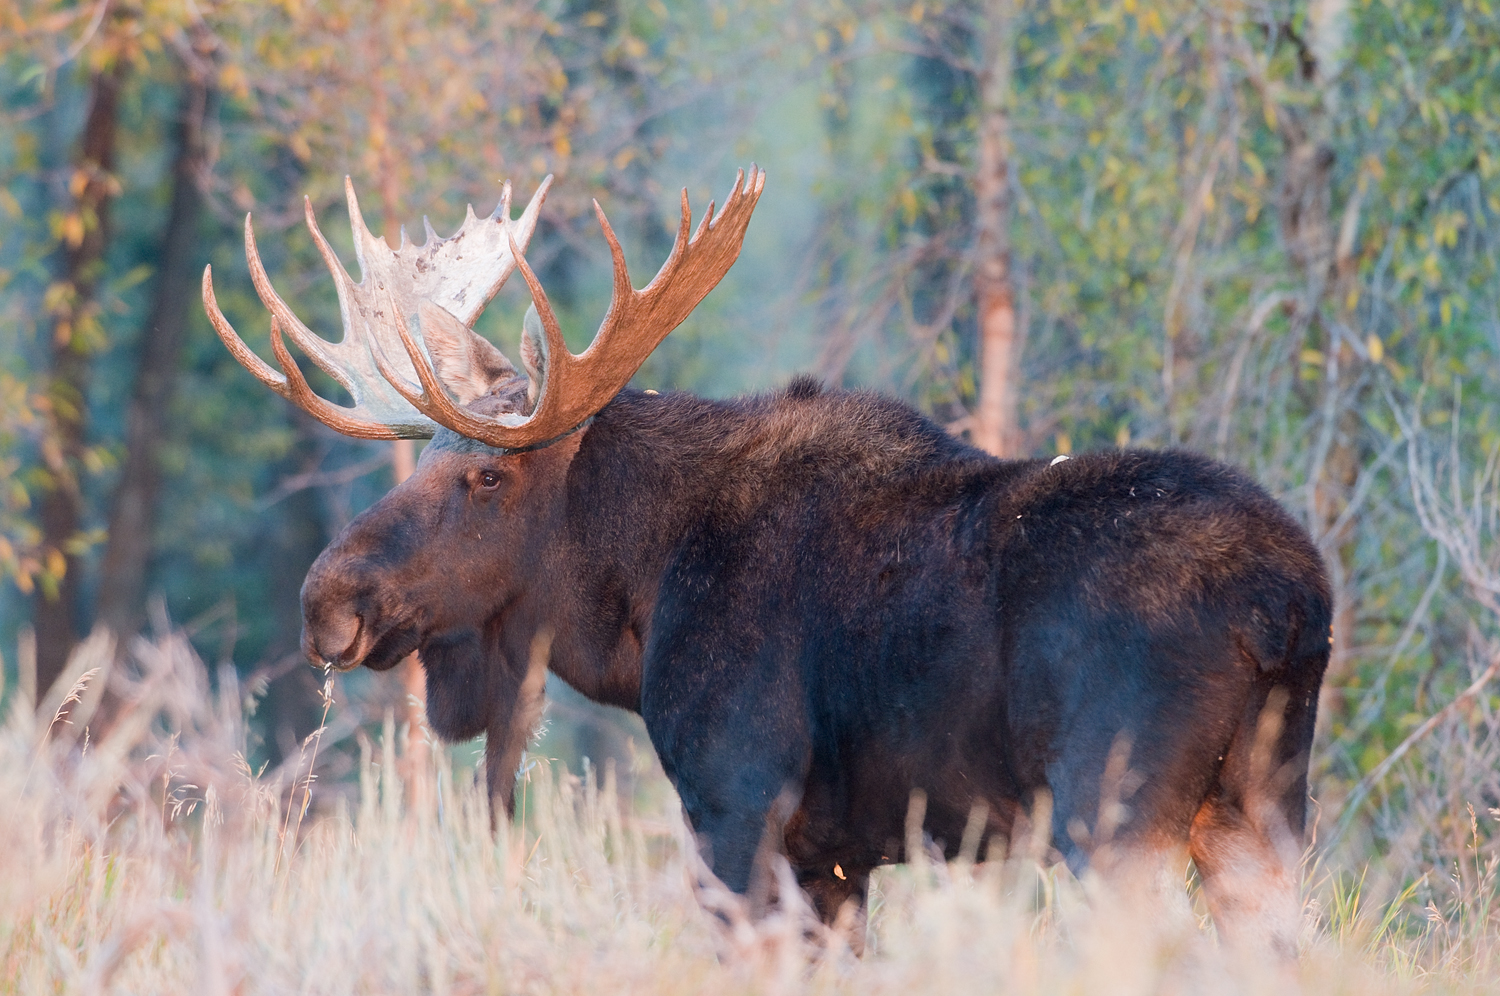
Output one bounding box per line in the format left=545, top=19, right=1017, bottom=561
left=419, top=301, right=517, bottom=404
left=518, top=303, right=547, bottom=412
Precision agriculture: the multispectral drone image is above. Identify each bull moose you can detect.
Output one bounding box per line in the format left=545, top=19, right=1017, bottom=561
left=203, top=167, right=1329, bottom=957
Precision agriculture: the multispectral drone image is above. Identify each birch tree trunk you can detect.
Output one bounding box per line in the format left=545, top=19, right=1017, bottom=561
left=971, top=0, right=1019, bottom=458
left=1280, top=0, right=1359, bottom=707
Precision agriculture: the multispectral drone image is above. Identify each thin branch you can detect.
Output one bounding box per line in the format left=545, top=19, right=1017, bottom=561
left=1330, top=651, right=1500, bottom=848
left=255, top=451, right=393, bottom=511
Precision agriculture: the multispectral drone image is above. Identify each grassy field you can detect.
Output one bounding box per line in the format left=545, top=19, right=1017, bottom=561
left=2, top=633, right=1498, bottom=995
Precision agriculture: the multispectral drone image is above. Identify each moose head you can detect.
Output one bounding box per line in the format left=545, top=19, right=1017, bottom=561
left=203, top=168, right=766, bottom=811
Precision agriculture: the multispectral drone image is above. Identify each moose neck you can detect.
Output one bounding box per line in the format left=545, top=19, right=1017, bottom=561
left=520, top=389, right=745, bottom=712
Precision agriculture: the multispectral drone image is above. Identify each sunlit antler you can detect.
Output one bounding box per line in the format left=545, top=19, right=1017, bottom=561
left=202, top=176, right=552, bottom=439
left=381, top=166, right=767, bottom=448
left=205, top=167, right=764, bottom=450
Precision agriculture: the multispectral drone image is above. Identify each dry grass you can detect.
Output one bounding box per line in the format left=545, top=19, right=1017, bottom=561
left=2, top=633, right=1498, bottom=995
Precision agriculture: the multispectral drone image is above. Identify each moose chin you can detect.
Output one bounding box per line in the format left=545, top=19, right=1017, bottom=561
left=204, top=166, right=1329, bottom=959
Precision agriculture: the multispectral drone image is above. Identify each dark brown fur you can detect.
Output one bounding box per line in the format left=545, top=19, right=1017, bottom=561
left=301, top=377, right=1330, bottom=955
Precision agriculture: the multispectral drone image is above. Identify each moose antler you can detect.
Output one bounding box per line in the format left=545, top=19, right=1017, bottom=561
left=370, top=165, right=767, bottom=449
left=202, top=176, right=552, bottom=439
left=204, top=167, right=765, bottom=450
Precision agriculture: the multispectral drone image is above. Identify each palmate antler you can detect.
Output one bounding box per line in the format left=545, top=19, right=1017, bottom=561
left=204, top=176, right=550, bottom=439
left=203, top=167, right=766, bottom=450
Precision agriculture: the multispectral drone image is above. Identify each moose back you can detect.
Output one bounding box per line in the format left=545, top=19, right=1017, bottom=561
left=205, top=168, right=1329, bottom=957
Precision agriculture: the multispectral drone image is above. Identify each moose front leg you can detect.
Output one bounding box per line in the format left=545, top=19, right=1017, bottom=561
left=680, top=782, right=804, bottom=907
left=483, top=649, right=549, bottom=826
left=685, top=795, right=872, bottom=954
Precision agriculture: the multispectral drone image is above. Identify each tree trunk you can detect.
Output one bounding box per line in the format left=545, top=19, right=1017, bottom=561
left=96, top=49, right=216, bottom=640
left=1263, top=0, right=1358, bottom=715
left=971, top=0, right=1019, bottom=458
left=34, top=62, right=126, bottom=697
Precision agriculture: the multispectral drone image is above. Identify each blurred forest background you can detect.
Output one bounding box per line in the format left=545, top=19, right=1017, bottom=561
left=2, top=0, right=1499, bottom=905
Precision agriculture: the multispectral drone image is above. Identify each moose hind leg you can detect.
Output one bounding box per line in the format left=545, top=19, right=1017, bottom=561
left=1189, top=795, right=1301, bottom=958
left=1189, top=686, right=1314, bottom=959
left=799, top=866, right=871, bottom=953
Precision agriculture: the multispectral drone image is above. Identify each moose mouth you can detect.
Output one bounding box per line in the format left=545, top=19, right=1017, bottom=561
left=359, top=624, right=422, bottom=672
left=306, top=613, right=421, bottom=673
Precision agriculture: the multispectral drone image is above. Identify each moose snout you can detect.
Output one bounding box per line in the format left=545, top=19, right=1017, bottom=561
left=302, top=609, right=363, bottom=669
left=300, top=549, right=373, bottom=669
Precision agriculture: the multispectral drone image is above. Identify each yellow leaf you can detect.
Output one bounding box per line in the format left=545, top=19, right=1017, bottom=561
left=910, top=2, right=925, bottom=23
left=1055, top=432, right=1072, bottom=455
left=1263, top=101, right=1278, bottom=131
left=1366, top=334, right=1383, bottom=363
left=61, top=213, right=85, bottom=248
left=1123, top=0, right=1137, bottom=10
left=1141, top=8, right=1164, bottom=36
left=1440, top=298, right=1452, bottom=325
left=45, top=547, right=66, bottom=580
left=1301, top=349, right=1326, bottom=366
left=613, top=147, right=636, bottom=170
left=553, top=133, right=571, bottom=158
left=68, top=169, right=89, bottom=198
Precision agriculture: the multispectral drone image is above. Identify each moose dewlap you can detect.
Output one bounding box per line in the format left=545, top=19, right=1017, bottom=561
left=205, top=167, right=1329, bottom=959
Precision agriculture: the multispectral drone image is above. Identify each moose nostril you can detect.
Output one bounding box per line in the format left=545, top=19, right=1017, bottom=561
left=312, top=612, right=363, bottom=667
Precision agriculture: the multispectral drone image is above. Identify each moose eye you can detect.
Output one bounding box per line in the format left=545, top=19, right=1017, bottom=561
left=478, top=470, right=502, bottom=490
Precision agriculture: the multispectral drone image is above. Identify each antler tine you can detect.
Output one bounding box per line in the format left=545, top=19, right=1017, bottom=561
left=268, top=316, right=403, bottom=439
left=202, top=264, right=406, bottom=439
left=303, top=193, right=368, bottom=354
left=203, top=264, right=293, bottom=397
left=593, top=197, right=637, bottom=317
left=508, top=228, right=573, bottom=410
left=244, top=212, right=355, bottom=394
left=591, top=164, right=764, bottom=352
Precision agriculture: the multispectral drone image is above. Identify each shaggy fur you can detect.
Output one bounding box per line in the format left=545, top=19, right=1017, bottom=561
left=300, top=377, right=1330, bottom=956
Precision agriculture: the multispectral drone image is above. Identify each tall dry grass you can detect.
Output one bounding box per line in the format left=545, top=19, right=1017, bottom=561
left=2, top=632, right=1498, bottom=994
